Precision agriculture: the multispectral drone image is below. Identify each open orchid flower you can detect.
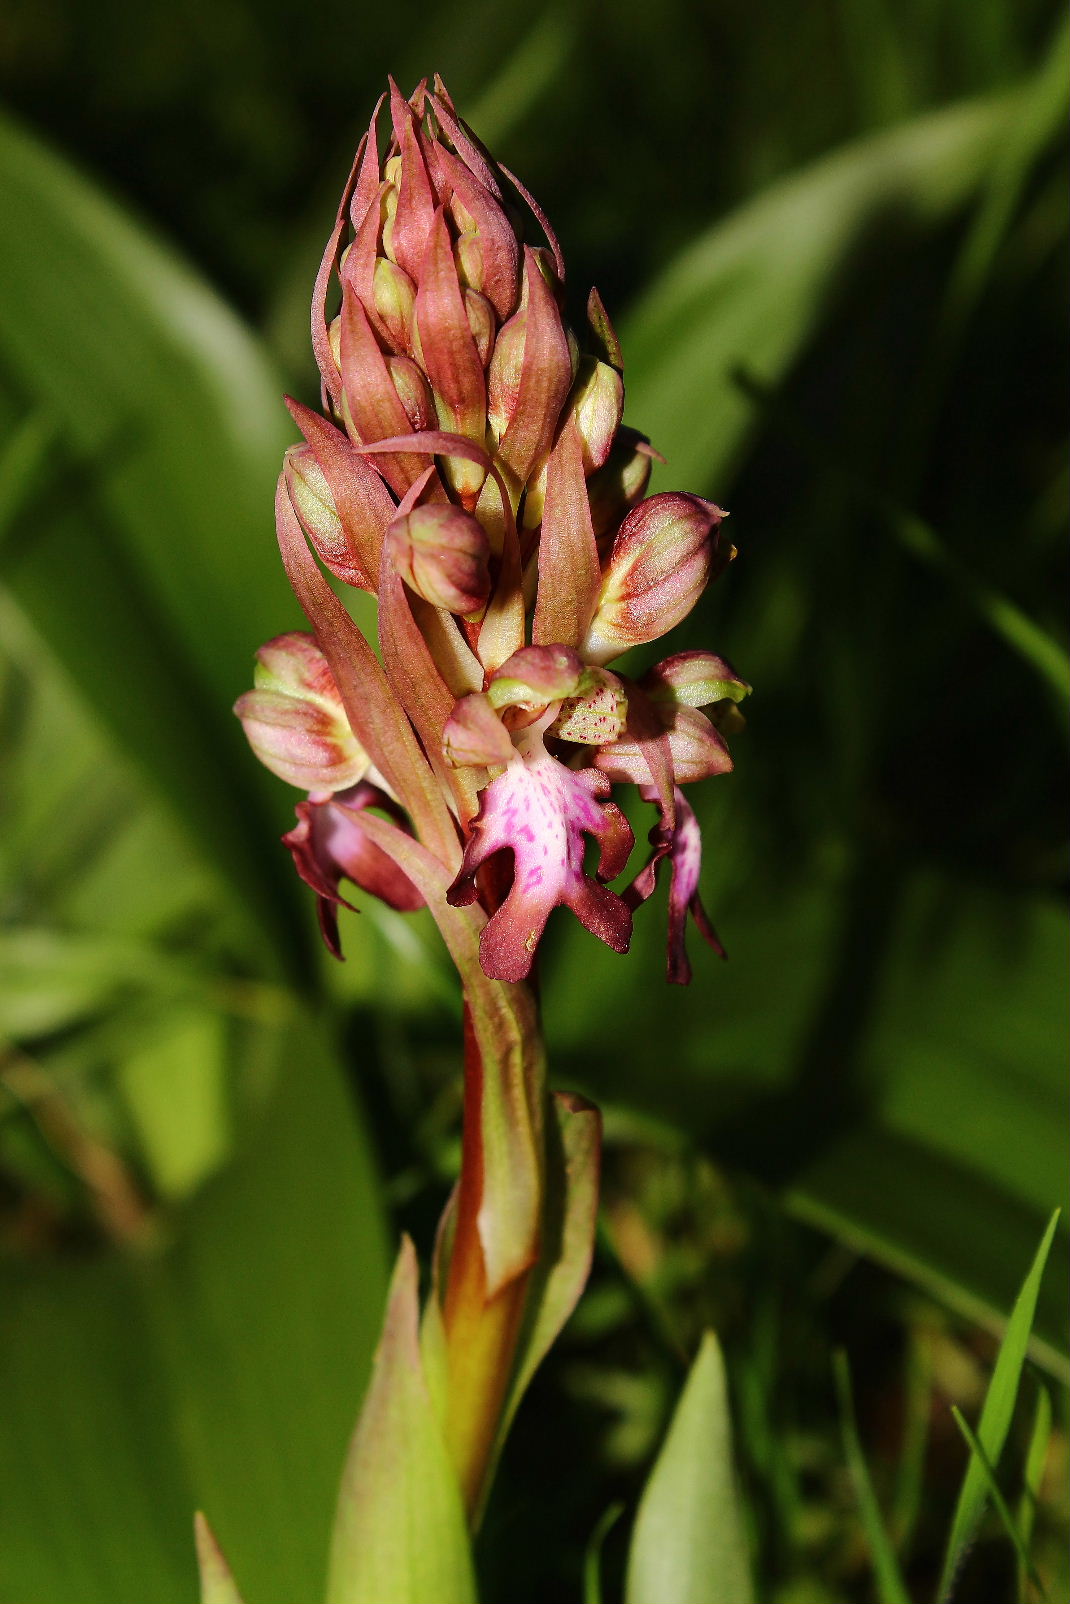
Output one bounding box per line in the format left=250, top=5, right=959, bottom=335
left=447, top=717, right=634, bottom=983
left=236, top=77, right=750, bottom=985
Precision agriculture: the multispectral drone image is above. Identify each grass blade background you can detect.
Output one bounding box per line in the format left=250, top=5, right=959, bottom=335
left=936, top=1210, right=1060, bottom=1601
left=834, top=1352, right=912, bottom=1604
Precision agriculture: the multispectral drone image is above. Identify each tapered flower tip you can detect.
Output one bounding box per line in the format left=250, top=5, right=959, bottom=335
left=583, top=493, right=725, bottom=665
left=568, top=355, right=625, bottom=475
left=386, top=502, right=492, bottom=616
left=284, top=783, right=423, bottom=958
left=447, top=741, right=633, bottom=981
left=643, top=650, right=751, bottom=709
left=234, top=632, right=370, bottom=793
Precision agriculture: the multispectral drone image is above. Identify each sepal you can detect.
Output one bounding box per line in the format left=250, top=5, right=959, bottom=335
left=486, top=643, right=589, bottom=711
left=283, top=783, right=423, bottom=959
left=443, top=692, right=514, bottom=768
left=595, top=704, right=732, bottom=786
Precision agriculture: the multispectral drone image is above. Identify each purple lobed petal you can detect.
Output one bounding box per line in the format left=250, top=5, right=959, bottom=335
left=283, top=781, right=424, bottom=959
left=447, top=740, right=633, bottom=982
left=626, top=786, right=725, bottom=984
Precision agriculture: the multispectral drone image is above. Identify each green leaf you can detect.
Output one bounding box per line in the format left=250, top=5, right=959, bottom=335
left=195, top=1515, right=248, bottom=1604
left=0, top=1020, right=390, bottom=1604
left=625, top=1330, right=754, bottom=1604
left=584, top=1503, right=625, bottom=1604
left=622, top=92, right=1016, bottom=497
left=833, top=1353, right=912, bottom=1604
left=326, top=1238, right=478, bottom=1604
left=936, top=1210, right=1060, bottom=1601
left=552, top=872, right=1069, bottom=1375
left=0, top=109, right=303, bottom=970
left=1017, top=1385, right=1052, bottom=1603
left=949, top=1407, right=1043, bottom=1596
left=499, top=1091, right=602, bottom=1432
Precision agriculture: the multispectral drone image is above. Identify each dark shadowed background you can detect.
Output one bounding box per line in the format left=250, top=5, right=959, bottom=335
left=0, top=3, right=1067, bottom=1600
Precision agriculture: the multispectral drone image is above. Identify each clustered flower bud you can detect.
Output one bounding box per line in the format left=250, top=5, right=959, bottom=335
left=239, top=77, right=749, bottom=985
left=386, top=502, right=491, bottom=616
left=234, top=632, right=368, bottom=792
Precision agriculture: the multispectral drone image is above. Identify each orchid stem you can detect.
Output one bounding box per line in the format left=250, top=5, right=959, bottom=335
left=441, top=1004, right=537, bottom=1520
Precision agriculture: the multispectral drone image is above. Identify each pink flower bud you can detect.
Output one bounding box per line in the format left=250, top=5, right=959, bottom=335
left=486, top=644, right=588, bottom=710
left=283, top=443, right=371, bottom=590
left=386, top=353, right=437, bottom=433
left=643, top=651, right=750, bottom=709
left=386, top=503, right=492, bottom=616
left=583, top=493, right=725, bottom=664
left=487, top=249, right=573, bottom=485
left=234, top=632, right=369, bottom=793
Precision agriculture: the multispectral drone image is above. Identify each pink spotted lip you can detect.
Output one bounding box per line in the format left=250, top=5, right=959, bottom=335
left=447, top=732, right=633, bottom=983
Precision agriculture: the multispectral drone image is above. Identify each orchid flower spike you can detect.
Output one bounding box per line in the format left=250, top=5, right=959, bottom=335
left=237, top=77, right=749, bottom=984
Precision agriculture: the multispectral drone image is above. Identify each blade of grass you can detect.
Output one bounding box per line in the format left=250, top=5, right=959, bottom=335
left=583, top=1502, right=625, bottom=1604
left=950, top=1407, right=1045, bottom=1598
left=935, top=1209, right=1060, bottom=1602
left=1016, top=1385, right=1052, bottom=1603
left=833, top=1351, right=912, bottom=1604
left=891, top=1333, right=932, bottom=1562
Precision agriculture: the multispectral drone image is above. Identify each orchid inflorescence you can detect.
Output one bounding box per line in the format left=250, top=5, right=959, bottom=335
left=236, top=75, right=749, bottom=989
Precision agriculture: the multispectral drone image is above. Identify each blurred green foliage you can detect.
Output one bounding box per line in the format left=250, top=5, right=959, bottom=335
left=0, top=1, right=1066, bottom=1599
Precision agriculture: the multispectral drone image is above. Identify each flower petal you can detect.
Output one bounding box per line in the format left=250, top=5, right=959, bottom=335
left=447, top=743, right=633, bottom=982
left=284, top=782, right=423, bottom=958
left=626, top=787, right=725, bottom=984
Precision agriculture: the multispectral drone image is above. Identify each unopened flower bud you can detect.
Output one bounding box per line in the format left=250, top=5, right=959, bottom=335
left=386, top=354, right=436, bottom=432
left=568, top=356, right=624, bottom=475
left=583, top=493, right=724, bottom=664
left=486, top=644, right=588, bottom=710
left=372, top=256, right=417, bottom=353
left=284, top=443, right=369, bottom=590
left=234, top=632, right=368, bottom=793
left=464, top=287, right=497, bottom=367
left=387, top=503, right=492, bottom=617
left=643, top=651, right=750, bottom=709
